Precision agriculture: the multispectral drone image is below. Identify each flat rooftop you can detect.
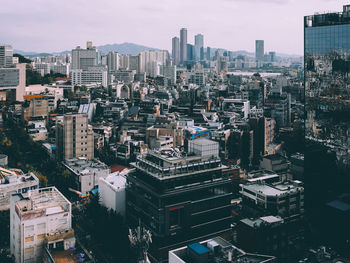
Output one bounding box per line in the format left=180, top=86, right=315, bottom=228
left=63, top=158, right=110, bottom=175
left=241, top=180, right=304, bottom=197
left=15, top=187, right=71, bottom=218
left=170, top=237, right=275, bottom=263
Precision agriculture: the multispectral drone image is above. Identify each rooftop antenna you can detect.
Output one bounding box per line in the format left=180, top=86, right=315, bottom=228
left=128, top=219, right=152, bottom=263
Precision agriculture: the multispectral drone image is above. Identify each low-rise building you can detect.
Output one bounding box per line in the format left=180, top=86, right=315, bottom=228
left=240, top=179, right=304, bottom=222
left=99, top=170, right=128, bottom=216
left=0, top=169, right=39, bottom=210
left=63, top=158, right=110, bottom=193
left=10, top=187, right=75, bottom=263
left=169, top=237, right=276, bottom=263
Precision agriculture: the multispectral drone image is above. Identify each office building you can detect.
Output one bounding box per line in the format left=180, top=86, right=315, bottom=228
left=56, top=113, right=94, bottom=160
left=194, top=34, right=204, bottom=61
left=206, top=47, right=211, bottom=61
left=0, top=63, right=26, bottom=101
left=255, top=40, right=264, bottom=66
left=10, top=187, right=75, bottom=263
left=127, top=142, right=232, bottom=261
left=71, top=42, right=98, bottom=70
left=180, top=28, right=187, bottom=64
left=0, top=45, right=14, bottom=67
left=172, top=37, right=180, bottom=65
left=70, top=66, right=108, bottom=88
left=305, top=5, right=350, bottom=142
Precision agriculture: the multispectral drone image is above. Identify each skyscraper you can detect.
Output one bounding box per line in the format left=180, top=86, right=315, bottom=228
left=305, top=5, right=350, bottom=141
left=71, top=41, right=98, bottom=70
left=194, top=34, right=204, bottom=61
left=180, top=28, right=187, bottom=64
left=206, top=46, right=211, bottom=61
left=0, top=45, right=13, bottom=67
left=304, top=5, right=350, bottom=250
left=255, top=40, right=264, bottom=65
left=172, top=37, right=180, bottom=65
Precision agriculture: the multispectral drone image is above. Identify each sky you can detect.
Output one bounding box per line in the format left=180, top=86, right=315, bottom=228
left=0, top=0, right=348, bottom=55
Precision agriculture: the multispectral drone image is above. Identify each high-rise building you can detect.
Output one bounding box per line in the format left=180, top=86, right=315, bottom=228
left=10, top=187, right=75, bottom=263
left=180, top=28, right=187, bottom=64
left=56, top=113, right=94, bottom=160
left=194, top=34, right=204, bottom=61
left=172, top=37, right=180, bottom=65
left=107, top=51, right=120, bottom=73
left=186, top=44, right=194, bottom=62
left=0, top=63, right=26, bottom=102
left=305, top=5, right=350, bottom=141
left=71, top=42, right=98, bottom=70
left=126, top=139, right=232, bottom=261
left=0, top=45, right=14, bottom=67
left=206, top=46, right=211, bottom=61
left=255, top=40, right=264, bottom=65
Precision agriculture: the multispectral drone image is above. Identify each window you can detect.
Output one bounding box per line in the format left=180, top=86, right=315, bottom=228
left=25, top=236, right=34, bottom=242
left=25, top=225, right=34, bottom=231
left=37, top=234, right=46, bottom=240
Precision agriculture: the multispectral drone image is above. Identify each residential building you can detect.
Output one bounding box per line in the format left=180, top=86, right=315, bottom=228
left=255, top=40, right=264, bottom=66
left=71, top=42, right=98, bottom=70
left=194, top=34, right=204, bottom=61
left=180, top=28, right=187, bottom=64
left=10, top=187, right=75, bottom=263
left=172, top=37, right=180, bottom=65
left=63, top=157, right=110, bottom=193
left=0, top=169, right=39, bottom=210
left=56, top=113, right=94, bottom=160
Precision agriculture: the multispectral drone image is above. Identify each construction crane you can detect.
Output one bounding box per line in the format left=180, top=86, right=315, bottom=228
left=69, top=188, right=90, bottom=199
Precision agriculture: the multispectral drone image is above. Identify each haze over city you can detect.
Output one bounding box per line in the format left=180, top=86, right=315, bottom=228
left=1, top=0, right=348, bottom=54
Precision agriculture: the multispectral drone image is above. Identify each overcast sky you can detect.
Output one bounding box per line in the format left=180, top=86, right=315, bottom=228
left=0, top=0, right=348, bottom=55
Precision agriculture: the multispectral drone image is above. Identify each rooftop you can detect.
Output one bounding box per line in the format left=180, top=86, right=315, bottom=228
left=63, top=158, right=110, bottom=175
left=15, top=187, right=71, bottom=219
left=169, top=237, right=275, bottom=263
left=241, top=180, right=304, bottom=197
left=241, top=215, right=284, bottom=228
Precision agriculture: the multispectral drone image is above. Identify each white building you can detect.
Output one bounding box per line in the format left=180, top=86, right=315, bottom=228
left=0, top=63, right=26, bottom=102
left=10, top=187, right=75, bottom=263
left=71, top=42, right=98, bottom=70
left=0, top=169, right=39, bottom=210
left=70, top=66, right=108, bottom=88
left=63, top=158, right=110, bottom=193
left=99, top=170, right=128, bottom=216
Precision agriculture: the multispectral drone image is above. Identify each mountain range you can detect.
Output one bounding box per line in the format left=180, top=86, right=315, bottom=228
left=14, top=42, right=301, bottom=58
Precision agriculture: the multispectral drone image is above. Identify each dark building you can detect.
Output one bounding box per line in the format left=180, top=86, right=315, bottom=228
left=236, top=215, right=305, bottom=260
left=304, top=5, right=350, bottom=251
left=126, top=141, right=233, bottom=262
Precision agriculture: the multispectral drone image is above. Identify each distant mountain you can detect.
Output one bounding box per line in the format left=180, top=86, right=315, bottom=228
left=15, top=43, right=302, bottom=58
left=97, top=42, right=159, bottom=55
left=14, top=50, right=53, bottom=57
left=15, top=42, right=159, bottom=57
